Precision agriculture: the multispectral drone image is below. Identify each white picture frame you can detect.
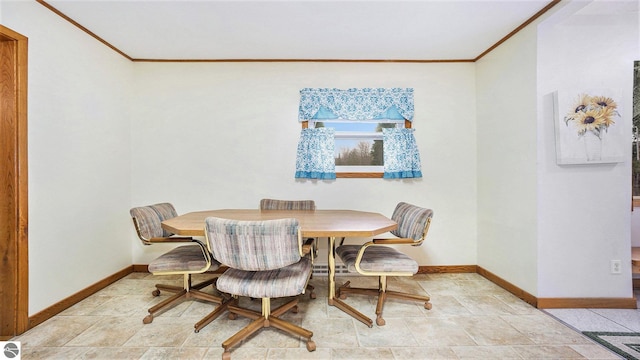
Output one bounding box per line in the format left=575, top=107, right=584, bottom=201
left=553, top=89, right=624, bottom=165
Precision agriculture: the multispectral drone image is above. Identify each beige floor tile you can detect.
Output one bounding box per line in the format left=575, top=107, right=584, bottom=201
left=65, top=316, right=144, bottom=347
left=493, top=293, right=539, bottom=315
left=79, top=347, right=149, bottom=359
left=139, top=346, right=208, bottom=360
left=417, top=279, right=471, bottom=297
left=14, top=316, right=100, bottom=347
left=326, top=296, right=376, bottom=321
left=404, top=316, right=477, bottom=347
left=59, top=295, right=117, bottom=316
left=203, top=346, right=268, bottom=359
left=420, top=295, right=473, bottom=317
left=355, top=317, right=418, bottom=347
left=123, top=317, right=198, bottom=347
left=511, top=344, right=587, bottom=359
left=267, top=347, right=332, bottom=359
left=391, top=346, right=460, bottom=359
left=99, top=278, right=168, bottom=296
left=454, top=315, right=534, bottom=346
left=301, top=317, right=359, bottom=348
left=182, top=315, right=253, bottom=348
left=331, top=347, right=395, bottom=359
left=500, top=314, right=592, bottom=345
left=21, top=346, right=90, bottom=360
left=451, top=345, right=524, bottom=359
left=454, top=295, right=521, bottom=315
left=87, top=294, right=155, bottom=317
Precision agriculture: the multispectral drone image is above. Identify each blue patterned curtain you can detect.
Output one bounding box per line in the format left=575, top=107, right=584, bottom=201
left=298, top=88, right=414, bottom=121
left=383, top=128, right=422, bottom=179
left=295, top=128, right=336, bottom=180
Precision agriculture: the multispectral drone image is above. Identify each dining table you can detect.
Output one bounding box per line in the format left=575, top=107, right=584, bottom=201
left=161, top=208, right=397, bottom=327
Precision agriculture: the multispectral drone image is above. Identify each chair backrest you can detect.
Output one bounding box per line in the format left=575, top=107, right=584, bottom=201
left=130, top=203, right=178, bottom=244
left=260, top=198, right=316, bottom=211
left=390, top=202, right=434, bottom=243
left=205, top=217, right=301, bottom=271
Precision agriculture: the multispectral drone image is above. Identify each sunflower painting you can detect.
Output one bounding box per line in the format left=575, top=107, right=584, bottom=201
left=554, top=90, right=624, bottom=164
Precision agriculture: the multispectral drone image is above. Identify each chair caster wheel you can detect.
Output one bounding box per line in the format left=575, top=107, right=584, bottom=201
left=292, top=305, right=299, bottom=314
left=376, top=316, right=385, bottom=326
left=222, top=350, right=231, bottom=360
left=143, top=314, right=153, bottom=324
left=152, top=289, right=160, bottom=296
left=306, top=340, right=316, bottom=352
left=424, top=302, right=432, bottom=310
left=309, top=292, right=316, bottom=299
left=228, top=313, right=237, bottom=320
left=339, top=293, right=347, bottom=300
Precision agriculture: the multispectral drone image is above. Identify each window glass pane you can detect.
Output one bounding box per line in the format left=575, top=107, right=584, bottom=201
left=335, top=139, right=383, bottom=166
left=312, top=120, right=400, bottom=169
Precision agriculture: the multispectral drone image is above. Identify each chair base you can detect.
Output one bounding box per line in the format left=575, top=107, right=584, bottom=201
left=221, top=297, right=315, bottom=360
left=151, top=274, right=216, bottom=297
left=337, top=279, right=432, bottom=326
left=306, top=283, right=316, bottom=299
left=145, top=274, right=230, bottom=332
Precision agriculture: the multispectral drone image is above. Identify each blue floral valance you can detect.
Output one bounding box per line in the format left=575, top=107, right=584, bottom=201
left=298, top=88, right=414, bottom=122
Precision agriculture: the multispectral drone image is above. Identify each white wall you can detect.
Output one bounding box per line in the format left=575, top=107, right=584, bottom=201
left=536, top=0, right=638, bottom=298
left=475, top=22, right=539, bottom=294
left=130, top=62, right=479, bottom=266
left=2, top=1, right=134, bottom=314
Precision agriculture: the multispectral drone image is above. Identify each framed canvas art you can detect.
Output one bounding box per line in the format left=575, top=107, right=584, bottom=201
left=553, top=89, right=624, bottom=165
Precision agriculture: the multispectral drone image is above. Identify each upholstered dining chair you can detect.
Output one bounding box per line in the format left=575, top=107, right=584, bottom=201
left=205, top=217, right=316, bottom=360
left=260, top=198, right=317, bottom=298
left=259, top=198, right=316, bottom=211
left=335, top=202, right=434, bottom=326
left=130, top=203, right=230, bottom=332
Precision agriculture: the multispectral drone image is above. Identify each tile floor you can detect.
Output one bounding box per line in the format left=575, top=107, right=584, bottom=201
left=12, top=272, right=631, bottom=359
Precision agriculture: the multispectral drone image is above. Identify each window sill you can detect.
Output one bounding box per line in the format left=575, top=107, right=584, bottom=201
left=336, top=172, right=383, bottom=178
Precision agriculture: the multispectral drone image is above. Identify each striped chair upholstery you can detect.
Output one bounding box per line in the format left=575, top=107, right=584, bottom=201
left=390, top=202, right=434, bottom=241
left=204, top=217, right=316, bottom=357
left=130, top=202, right=178, bottom=242
left=336, top=245, right=418, bottom=274
left=147, top=245, right=210, bottom=273
left=260, top=198, right=316, bottom=211
left=130, top=203, right=229, bottom=332
left=206, top=218, right=302, bottom=271
left=335, top=202, right=434, bottom=327
left=259, top=198, right=318, bottom=298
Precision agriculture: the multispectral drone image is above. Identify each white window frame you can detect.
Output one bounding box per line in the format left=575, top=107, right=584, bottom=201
left=308, top=119, right=406, bottom=176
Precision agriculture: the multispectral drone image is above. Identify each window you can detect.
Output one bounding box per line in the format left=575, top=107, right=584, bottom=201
left=310, top=120, right=405, bottom=175
left=295, top=88, right=421, bottom=180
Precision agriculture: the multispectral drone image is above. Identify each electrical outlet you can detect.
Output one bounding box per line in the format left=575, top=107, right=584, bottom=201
left=611, top=260, right=622, bottom=274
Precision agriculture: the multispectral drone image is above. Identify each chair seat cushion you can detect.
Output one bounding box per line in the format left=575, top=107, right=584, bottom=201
left=216, top=258, right=312, bottom=298
left=336, top=244, right=418, bottom=274
left=148, top=244, right=218, bottom=274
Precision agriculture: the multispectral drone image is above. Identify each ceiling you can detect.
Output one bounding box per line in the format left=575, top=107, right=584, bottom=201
left=42, top=0, right=559, bottom=61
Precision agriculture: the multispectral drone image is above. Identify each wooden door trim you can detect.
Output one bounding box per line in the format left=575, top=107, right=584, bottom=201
left=0, top=24, right=29, bottom=339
